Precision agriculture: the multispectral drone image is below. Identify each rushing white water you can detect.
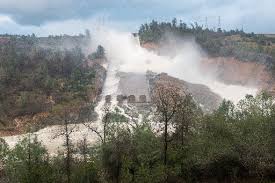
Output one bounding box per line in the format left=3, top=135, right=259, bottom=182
left=3, top=124, right=100, bottom=154
left=90, top=28, right=258, bottom=103
left=94, top=62, right=120, bottom=120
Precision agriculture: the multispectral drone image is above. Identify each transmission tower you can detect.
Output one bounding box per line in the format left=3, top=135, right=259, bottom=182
left=205, top=16, right=208, bottom=29
left=218, top=16, right=221, bottom=30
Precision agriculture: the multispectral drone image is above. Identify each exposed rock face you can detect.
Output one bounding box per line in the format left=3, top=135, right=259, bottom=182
left=147, top=72, right=222, bottom=112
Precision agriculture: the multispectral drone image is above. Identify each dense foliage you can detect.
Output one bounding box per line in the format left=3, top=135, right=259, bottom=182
left=1, top=92, right=274, bottom=182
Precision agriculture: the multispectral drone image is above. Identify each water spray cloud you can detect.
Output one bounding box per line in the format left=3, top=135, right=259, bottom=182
left=90, top=27, right=258, bottom=103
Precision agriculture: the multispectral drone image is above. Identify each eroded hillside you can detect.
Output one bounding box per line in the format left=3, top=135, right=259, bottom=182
left=141, top=41, right=275, bottom=95
left=148, top=72, right=222, bottom=112
left=200, top=57, right=274, bottom=88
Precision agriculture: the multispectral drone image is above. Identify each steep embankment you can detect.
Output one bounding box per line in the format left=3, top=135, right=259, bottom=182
left=148, top=72, right=222, bottom=112
left=142, top=42, right=275, bottom=95
left=200, top=57, right=274, bottom=88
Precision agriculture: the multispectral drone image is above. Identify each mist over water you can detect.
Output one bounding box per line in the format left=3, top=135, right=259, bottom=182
left=90, top=27, right=257, bottom=103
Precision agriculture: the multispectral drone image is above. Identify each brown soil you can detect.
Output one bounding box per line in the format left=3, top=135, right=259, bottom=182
left=141, top=42, right=159, bottom=52
left=0, top=112, right=50, bottom=137
left=200, top=57, right=275, bottom=90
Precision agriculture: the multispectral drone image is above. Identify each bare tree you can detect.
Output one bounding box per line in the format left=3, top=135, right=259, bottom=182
left=25, top=123, right=37, bottom=179
left=54, top=112, right=78, bottom=183
left=77, top=136, right=90, bottom=183
left=77, top=137, right=88, bottom=163
left=151, top=83, right=184, bottom=166
left=102, top=106, right=111, bottom=144
left=66, top=117, right=74, bottom=183
left=83, top=105, right=111, bottom=145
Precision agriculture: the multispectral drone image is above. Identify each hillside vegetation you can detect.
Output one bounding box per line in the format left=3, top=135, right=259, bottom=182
left=0, top=34, right=106, bottom=132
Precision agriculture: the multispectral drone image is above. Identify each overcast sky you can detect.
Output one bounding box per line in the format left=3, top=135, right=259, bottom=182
left=0, top=0, right=274, bottom=36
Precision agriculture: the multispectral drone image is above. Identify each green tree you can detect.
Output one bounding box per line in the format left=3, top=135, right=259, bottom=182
left=0, top=138, right=8, bottom=159
left=172, top=94, right=202, bottom=178
left=101, top=124, right=165, bottom=183
left=5, top=136, right=53, bottom=183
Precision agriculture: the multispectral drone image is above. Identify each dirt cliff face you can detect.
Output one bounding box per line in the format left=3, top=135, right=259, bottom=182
left=200, top=57, right=275, bottom=89
left=141, top=41, right=275, bottom=94
left=141, top=42, right=159, bottom=52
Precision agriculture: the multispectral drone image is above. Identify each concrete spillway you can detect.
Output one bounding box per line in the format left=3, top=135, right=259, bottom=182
left=118, top=72, right=150, bottom=100
left=104, top=72, right=151, bottom=103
